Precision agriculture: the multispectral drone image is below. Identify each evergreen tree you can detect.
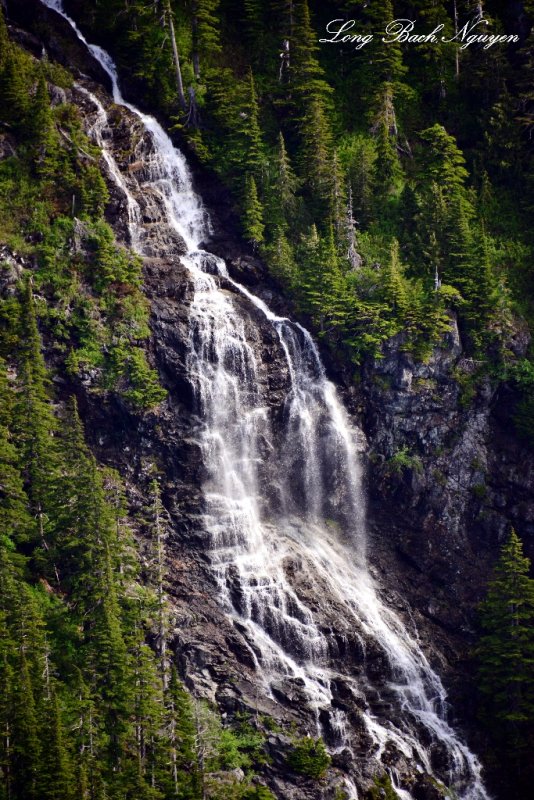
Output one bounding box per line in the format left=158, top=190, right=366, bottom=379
left=477, top=530, right=534, bottom=776
left=192, top=0, right=222, bottom=79
left=39, top=686, right=75, bottom=800
left=408, top=0, right=456, bottom=102
left=267, top=228, right=297, bottom=285
left=266, top=132, right=298, bottom=232
left=53, top=397, right=99, bottom=599
left=0, top=647, right=14, bottom=800
left=298, top=97, right=333, bottom=209
left=418, top=124, right=469, bottom=191
left=165, top=667, right=198, bottom=798
left=28, top=72, right=58, bottom=180
left=382, top=240, right=408, bottom=316
left=14, top=281, right=59, bottom=574
left=373, top=113, right=401, bottom=203
left=0, top=358, right=33, bottom=554
left=242, top=173, right=265, bottom=247
left=363, top=0, right=407, bottom=87
left=298, top=224, right=346, bottom=331
left=444, top=194, right=475, bottom=296
left=132, top=641, right=165, bottom=793
left=291, top=0, right=332, bottom=103
left=243, top=0, right=264, bottom=56
left=10, top=648, right=41, bottom=800
left=0, top=47, right=29, bottom=130
left=238, top=71, right=265, bottom=180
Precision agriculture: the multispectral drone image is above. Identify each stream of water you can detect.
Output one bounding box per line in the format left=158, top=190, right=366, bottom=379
left=40, top=3, right=491, bottom=797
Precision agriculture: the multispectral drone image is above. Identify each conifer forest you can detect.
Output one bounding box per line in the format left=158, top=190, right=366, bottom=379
left=1, top=2, right=534, bottom=800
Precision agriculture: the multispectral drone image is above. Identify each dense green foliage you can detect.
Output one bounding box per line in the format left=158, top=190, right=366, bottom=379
left=476, top=530, right=534, bottom=796
left=0, top=285, right=274, bottom=799
left=2, top=3, right=534, bottom=798
left=65, top=0, right=534, bottom=387
left=0, top=16, right=165, bottom=410
left=365, top=774, right=400, bottom=800
left=0, top=14, right=277, bottom=799
left=286, top=736, right=331, bottom=779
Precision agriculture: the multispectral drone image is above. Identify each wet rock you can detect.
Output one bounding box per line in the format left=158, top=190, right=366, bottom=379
left=6, top=0, right=114, bottom=90
left=0, top=247, right=25, bottom=296
left=412, top=774, right=448, bottom=800
left=7, top=9, right=532, bottom=797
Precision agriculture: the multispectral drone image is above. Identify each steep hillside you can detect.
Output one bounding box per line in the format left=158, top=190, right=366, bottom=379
left=1, top=3, right=534, bottom=800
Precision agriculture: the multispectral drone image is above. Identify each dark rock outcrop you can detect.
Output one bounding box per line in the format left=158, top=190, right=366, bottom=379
left=3, top=5, right=533, bottom=798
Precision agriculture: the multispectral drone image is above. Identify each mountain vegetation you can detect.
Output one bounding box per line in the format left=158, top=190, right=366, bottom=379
left=1, top=2, right=534, bottom=799
left=477, top=529, right=534, bottom=798
left=62, top=1, right=534, bottom=401
left=0, top=13, right=280, bottom=799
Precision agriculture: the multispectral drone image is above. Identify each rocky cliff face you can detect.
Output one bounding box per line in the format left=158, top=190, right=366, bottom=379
left=4, top=3, right=534, bottom=798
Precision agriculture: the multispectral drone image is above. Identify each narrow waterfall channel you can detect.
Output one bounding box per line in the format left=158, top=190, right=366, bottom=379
left=40, top=3, right=491, bottom=798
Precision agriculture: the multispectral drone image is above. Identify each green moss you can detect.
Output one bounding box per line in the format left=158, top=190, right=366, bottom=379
left=365, top=774, right=400, bottom=800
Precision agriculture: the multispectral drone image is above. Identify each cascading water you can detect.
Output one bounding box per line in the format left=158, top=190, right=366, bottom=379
left=40, top=3, right=491, bottom=797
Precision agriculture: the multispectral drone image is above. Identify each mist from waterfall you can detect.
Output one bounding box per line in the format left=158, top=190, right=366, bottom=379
left=39, top=3, right=491, bottom=798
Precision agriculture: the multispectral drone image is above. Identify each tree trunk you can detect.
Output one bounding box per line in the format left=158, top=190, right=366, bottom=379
left=164, top=0, right=187, bottom=111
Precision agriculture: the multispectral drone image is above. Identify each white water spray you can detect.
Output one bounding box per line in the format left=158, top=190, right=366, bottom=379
left=40, top=3, right=491, bottom=797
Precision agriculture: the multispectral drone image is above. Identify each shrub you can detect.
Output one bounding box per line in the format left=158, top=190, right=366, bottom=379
left=386, top=446, right=423, bottom=476
left=286, top=736, right=330, bottom=780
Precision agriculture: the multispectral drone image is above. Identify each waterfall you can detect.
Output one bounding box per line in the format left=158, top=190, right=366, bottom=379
left=40, top=3, right=491, bottom=798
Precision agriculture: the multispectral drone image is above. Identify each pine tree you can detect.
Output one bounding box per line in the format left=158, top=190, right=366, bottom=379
left=373, top=116, right=401, bottom=204
left=286, top=0, right=333, bottom=210
left=243, top=0, right=264, bottom=55
left=238, top=71, right=265, bottom=180
left=0, top=47, right=29, bottom=129
left=266, top=132, right=298, bottom=232
left=192, top=0, right=222, bottom=79
left=14, top=280, right=59, bottom=575
left=10, top=648, right=41, bottom=800
left=53, top=397, right=99, bottom=597
left=298, top=97, right=333, bottom=209
left=132, top=641, right=165, bottom=793
left=149, top=479, right=169, bottom=689
left=468, top=226, right=499, bottom=335
left=71, top=677, right=103, bottom=800
left=477, top=530, right=534, bottom=768
left=419, top=124, right=469, bottom=191
left=0, top=358, right=33, bottom=554
left=382, top=240, right=408, bottom=315
left=0, top=647, right=14, bottom=800
left=444, top=194, right=474, bottom=290
left=0, top=553, right=18, bottom=800
left=298, top=225, right=346, bottom=332
left=291, top=0, right=331, bottom=103
left=165, top=667, right=198, bottom=798
left=88, top=544, right=132, bottom=769
left=363, top=0, right=407, bottom=87
left=267, top=228, right=297, bottom=286
left=39, top=686, right=75, bottom=800
left=28, top=72, right=58, bottom=180
left=412, top=0, right=456, bottom=102
left=242, top=174, right=264, bottom=247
